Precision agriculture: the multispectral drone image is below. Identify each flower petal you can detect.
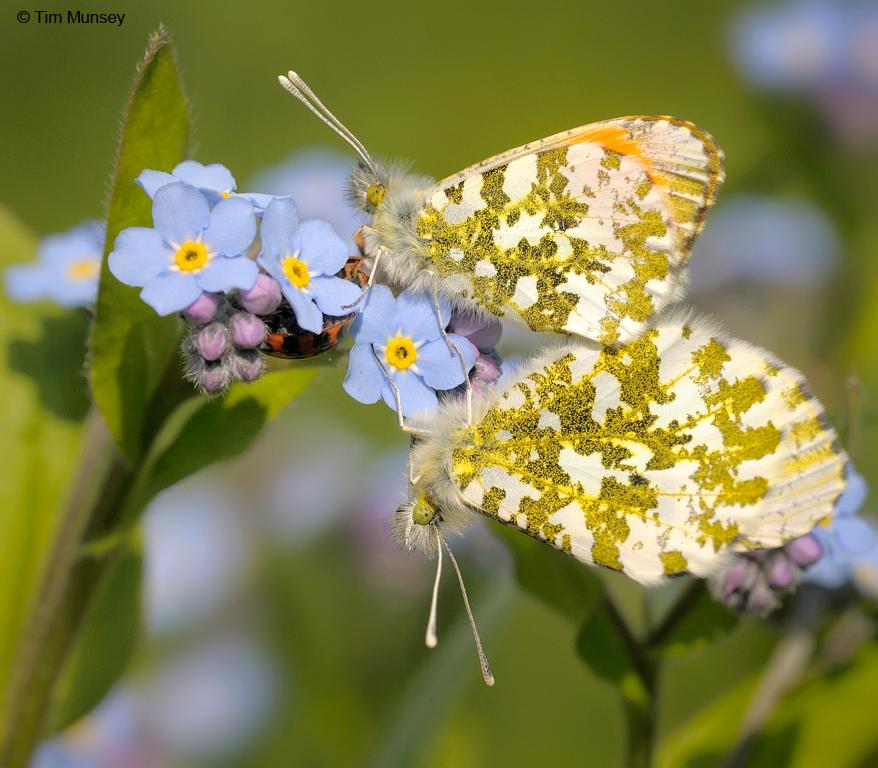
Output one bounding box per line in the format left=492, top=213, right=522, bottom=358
left=284, top=285, right=324, bottom=333
left=382, top=371, right=438, bottom=417
left=836, top=466, right=868, bottom=517
left=5, top=264, right=50, bottom=302
left=260, top=197, right=300, bottom=262
left=343, top=343, right=385, bottom=405
left=173, top=160, right=236, bottom=194
left=297, top=219, right=348, bottom=276
left=236, top=192, right=277, bottom=212
left=140, top=270, right=203, bottom=316
left=397, top=288, right=449, bottom=343
left=153, top=182, right=210, bottom=245
left=310, top=276, right=363, bottom=317
left=349, top=284, right=399, bottom=345
left=416, top=335, right=477, bottom=390
left=196, top=255, right=259, bottom=293
left=55, top=277, right=99, bottom=307
left=203, top=197, right=256, bottom=257
left=108, top=228, right=172, bottom=287
left=39, top=220, right=105, bottom=268
left=136, top=169, right=177, bottom=198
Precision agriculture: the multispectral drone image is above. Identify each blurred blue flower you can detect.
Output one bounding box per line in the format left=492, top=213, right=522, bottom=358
left=4, top=220, right=104, bottom=307
left=109, top=182, right=258, bottom=316
left=144, top=481, right=253, bottom=636
left=247, top=149, right=367, bottom=241
left=690, top=195, right=840, bottom=292
left=257, top=196, right=361, bottom=333
left=730, top=2, right=878, bottom=144
left=138, top=160, right=277, bottom=211
left=141, top=634, right=278, bottom=762
left=804, top=466, right=878, bottom=596
left=731, top=1, right=848, bottom=91
left=343, top=285, right=477, bottom=416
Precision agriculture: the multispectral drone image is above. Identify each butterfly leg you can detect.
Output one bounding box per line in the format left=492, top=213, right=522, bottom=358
left=427, top=278, right=473, bottom=426
left=341, top=244, right=385, bottom=311
left=347, top=223, right=378, bottom=246
left=408, top=435, right=424, bottom=485
left=369, top=343, right=431, bottom=436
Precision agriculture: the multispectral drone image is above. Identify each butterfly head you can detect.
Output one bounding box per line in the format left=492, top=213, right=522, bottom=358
left=393, top=492, right=441, bottom=556
left=348, top=159, right=390, bottom=215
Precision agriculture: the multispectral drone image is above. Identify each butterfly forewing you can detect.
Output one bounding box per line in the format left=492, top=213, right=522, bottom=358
left=416, top=117, right=724, bottom=346
left=447, top=319, right=845, bottom=585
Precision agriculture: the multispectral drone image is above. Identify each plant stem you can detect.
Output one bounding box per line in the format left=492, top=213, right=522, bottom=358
left=601, top=594, right=658, bottom=768
left=646, top=579, right=705, bottom=648
left=0, top=411, right=131, bottom=768
left=623, top=680, right=657, bottom=768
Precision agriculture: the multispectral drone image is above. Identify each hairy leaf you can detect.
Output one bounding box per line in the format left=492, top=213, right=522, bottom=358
left=89, top=26, right=190, bottom=461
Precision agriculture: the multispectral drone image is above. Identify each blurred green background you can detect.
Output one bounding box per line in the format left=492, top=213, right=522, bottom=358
left=2, top=1, right=877, bottom=766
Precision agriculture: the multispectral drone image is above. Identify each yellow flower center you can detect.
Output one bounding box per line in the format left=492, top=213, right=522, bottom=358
left=65, top=258, right=100, bottom=281
left=385, top=335, right=417, bottom=370
left=282, top=255, right=310, bottom=288
left=174, top=241, right=209, bottom=272
left=221, top=191, right=232, bottom=199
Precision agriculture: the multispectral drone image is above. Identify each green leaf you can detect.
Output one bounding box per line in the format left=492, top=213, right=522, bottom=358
left=656, top=672, right=758, bottom=768
left=124, top=367, right=318, bottom=521
left=89, top=27, right=190, bottom=461
left=44, top=546, right=142, bottom=734
left=495, top=525, right=602, bottom=621
left=0, top=206, right=88, bottom=728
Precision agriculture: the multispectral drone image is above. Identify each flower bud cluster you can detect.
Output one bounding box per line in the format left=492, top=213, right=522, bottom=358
left=182, top=286, right=277, bottom=394
left=712, top=533, right=823, bottom=615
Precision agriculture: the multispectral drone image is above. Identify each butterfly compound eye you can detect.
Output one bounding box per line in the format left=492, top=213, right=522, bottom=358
left=367, top=183, right=386, bottom=208
left=411, top=496, right=436, bottom=526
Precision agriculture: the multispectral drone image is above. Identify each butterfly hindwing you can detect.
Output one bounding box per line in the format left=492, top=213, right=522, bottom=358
left=446, top=318, right=846, bottom=585
left=416, top=117, right=724, bottom=345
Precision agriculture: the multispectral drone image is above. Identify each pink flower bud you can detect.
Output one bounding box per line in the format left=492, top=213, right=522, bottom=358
left=472, top=353, right=502, bottom=388
left=239, top=273, right=282, bottom=315
left=721, top=558, right=758, bottom=601
left=196, top=323, right=228, bottom=362
left=747, top=581, right=779, bottom=616
left=200, top=364, right=231, bottom=394
left=231, top=350, right=264, bottom=382
left=449, top=311, right=502, bottom=351
left=785, top=534, right=823, bottom=567
left=229, top=312, right=266, bottom=349
left=767, top=555, right=796, bottom=589
left=184, top=292, right=220, bottom=324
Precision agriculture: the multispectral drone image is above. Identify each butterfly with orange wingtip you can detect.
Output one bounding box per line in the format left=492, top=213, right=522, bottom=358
left=278, top=71, right=724, bottom=348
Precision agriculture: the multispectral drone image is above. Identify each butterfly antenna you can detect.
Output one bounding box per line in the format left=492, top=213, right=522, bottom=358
left=278, top=71, right=378, bottom=175
left=441, top=534, right=495, bottom=686
left=425, top=525, right=443, bottom=648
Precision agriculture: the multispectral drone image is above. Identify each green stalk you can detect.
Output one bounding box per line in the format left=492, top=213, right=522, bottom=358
left=0, top=412, right=131, bottom=767
left=599, top=594, right=658, bottom=767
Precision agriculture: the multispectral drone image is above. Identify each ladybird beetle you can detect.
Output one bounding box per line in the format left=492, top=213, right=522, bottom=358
left=261, top=251, right=367, bottom=360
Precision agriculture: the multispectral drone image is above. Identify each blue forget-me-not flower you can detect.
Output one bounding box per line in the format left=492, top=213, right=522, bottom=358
left=804, top=466, right=878, bottom=597
left=109, top=182, right=258, bottom=316
left=343, top=285, right=477, bottom=416
left=5, top=220, right=104, bottom=307
left=137, top=160, right=276, bottom=212
left=256, top=197, right=361, bottom=334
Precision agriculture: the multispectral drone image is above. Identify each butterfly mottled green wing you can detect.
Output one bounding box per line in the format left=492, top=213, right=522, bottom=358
left=416, top=117, right=724, bottom=346
left=446, top=318, right=846, bottom=585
